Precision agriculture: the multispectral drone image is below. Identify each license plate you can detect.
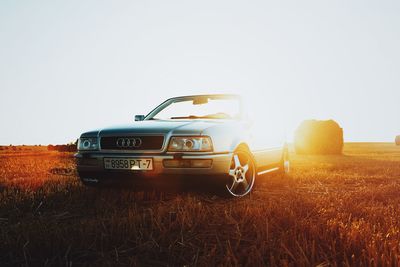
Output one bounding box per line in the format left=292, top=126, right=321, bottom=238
left=104, top=158, right=153, bottom=171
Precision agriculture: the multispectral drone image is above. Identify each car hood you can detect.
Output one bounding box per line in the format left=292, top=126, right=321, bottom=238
left=96, top=120, right=229, bottom=137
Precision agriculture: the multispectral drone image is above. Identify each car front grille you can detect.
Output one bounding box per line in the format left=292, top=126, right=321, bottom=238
left=100, top=136, right=165, bottom=151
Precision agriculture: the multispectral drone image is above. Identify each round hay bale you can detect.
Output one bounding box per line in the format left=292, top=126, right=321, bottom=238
left=295, top=119, right=343, bottom=155
left=396, top=135, right=400, bottom=145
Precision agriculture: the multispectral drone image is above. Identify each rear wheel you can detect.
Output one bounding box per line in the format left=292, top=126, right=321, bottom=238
left=280, top=145, right=290, bottom=175
left=224, top=148, right=256, bottom=197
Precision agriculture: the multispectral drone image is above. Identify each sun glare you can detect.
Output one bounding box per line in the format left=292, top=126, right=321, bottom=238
left=240, top=93, right=291, bottom=146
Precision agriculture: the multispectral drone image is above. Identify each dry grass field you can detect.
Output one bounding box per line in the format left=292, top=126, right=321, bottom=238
left=1, top=143, right=400, bottom=266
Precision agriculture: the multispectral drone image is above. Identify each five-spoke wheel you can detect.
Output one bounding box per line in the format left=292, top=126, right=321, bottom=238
left=225, top=148, right=256, bottom=197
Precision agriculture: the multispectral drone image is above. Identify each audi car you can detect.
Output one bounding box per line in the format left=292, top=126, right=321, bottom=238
left=75, top=94, right=290, bottom=197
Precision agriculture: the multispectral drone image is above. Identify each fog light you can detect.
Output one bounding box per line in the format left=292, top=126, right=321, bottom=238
left=163, top=159, right=212, bottom=168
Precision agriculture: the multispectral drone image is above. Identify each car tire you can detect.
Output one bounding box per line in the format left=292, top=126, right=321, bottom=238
left=279, top=145, right=290, bottom=175
left=223, top=147, right=256, bottom=197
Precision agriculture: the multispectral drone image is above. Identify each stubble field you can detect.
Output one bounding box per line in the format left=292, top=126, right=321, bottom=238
left=0, top=143, right=400, bottom=266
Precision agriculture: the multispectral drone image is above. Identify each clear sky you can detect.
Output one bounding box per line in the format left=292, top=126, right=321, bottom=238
left=1, top=0, right=399, bottom=145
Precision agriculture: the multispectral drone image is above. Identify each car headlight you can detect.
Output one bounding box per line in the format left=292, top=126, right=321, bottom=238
left=168, top=136, right=213, bottom=152
left=77, top=137, right=99, bottom=151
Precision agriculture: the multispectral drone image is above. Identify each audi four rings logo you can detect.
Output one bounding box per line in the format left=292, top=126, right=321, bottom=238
left=116, top=138, right=142, bottom=148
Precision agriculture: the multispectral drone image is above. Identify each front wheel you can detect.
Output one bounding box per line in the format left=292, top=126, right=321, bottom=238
left=224, top=148, right=256, bottom=197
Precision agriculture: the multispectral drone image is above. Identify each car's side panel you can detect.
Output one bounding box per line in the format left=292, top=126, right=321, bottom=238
left=253, top=147, right=283, bottom=170
left=247, top=119, right=286, bottom=169
left=201, top=120, right=284, bottom=171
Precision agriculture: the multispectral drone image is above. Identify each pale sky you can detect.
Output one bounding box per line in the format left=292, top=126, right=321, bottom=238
left=1, top=0, right=399, bottom=145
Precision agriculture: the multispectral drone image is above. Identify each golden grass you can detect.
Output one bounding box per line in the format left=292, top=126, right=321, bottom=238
left=1, top=143, right=400, bottom=266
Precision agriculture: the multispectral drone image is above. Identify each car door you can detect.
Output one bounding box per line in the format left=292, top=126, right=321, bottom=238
left=246, top=108, right=285, bottom=170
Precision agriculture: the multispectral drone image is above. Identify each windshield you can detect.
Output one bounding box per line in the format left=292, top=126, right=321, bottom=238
left=146, top=96, right=242, bottom=120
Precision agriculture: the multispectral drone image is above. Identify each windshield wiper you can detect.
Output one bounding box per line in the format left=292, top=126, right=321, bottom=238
left=170, top=115, right=202, bottom=119
left=170, top=113, right=232, bottom=120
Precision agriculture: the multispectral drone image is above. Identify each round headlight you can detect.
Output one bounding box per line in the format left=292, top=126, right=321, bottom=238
left=168, top=136, right=213, bottom=152
left=184, top=139, right=194, bottom=149
left=82, top=140, right=91, bottom=149
left=78, top=137, right=99, bottom=151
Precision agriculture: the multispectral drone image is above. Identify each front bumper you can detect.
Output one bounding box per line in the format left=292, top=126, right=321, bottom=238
left=75, top=152, right=232, bottom=180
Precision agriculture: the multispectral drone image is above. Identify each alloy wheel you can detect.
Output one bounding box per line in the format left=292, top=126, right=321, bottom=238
left=225, top=150, right=255, bottom=197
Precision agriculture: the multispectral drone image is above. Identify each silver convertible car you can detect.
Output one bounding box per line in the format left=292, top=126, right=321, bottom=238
left=75, top=94, right=289, bottom=197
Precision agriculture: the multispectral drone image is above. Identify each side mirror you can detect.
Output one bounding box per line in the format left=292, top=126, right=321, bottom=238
left=134, top=115, right=145, bottom=121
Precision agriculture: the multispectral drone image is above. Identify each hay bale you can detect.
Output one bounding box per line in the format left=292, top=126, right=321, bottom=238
left=295, top=119, right=343, bottom=154
left=396, top=135, right=400, bottom=146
